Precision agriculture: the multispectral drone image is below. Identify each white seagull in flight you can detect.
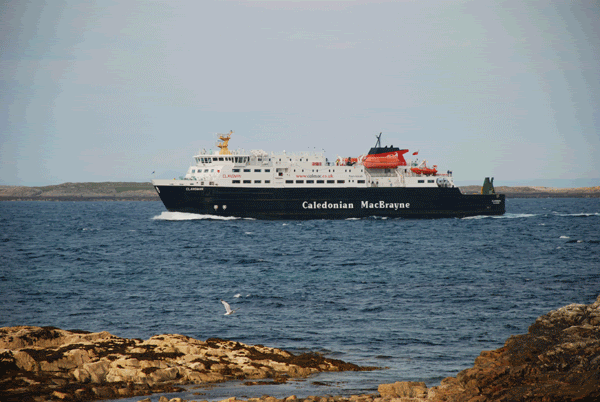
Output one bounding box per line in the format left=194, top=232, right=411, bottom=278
left=221, top=300, right=238, bottom=315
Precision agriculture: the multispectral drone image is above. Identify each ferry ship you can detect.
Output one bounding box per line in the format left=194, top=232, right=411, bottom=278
left=152, top=131, right=505, bottom=219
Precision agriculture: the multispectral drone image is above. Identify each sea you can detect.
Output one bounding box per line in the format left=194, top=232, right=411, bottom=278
left=1, top=198, right=599, bottom=401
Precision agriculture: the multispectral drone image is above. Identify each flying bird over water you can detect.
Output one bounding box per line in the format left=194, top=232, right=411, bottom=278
left=221, top=299, right=238, bottom=315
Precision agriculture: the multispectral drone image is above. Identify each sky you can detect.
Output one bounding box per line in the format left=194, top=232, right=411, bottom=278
left=1, top=0, right=599, bottom=187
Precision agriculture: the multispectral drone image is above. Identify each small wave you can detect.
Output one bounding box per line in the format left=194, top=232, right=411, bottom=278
left=560, top=236, right=570, bottom=239
left=375, top=355, right=394, bottom=360
left=462, top=213, right=537, bottom=220
left=560, top=239, right=599, bottom=244
left=501, top=213, right=538, bottom=219
left=461, top=215, right=489, bottom=220
left=340, top=262, right=365, bottom=267
left=152, top=212, right=239, bottom=221
left=552, top=212, right=600, bottom=217
left=236, top=258, right=266, bottom=265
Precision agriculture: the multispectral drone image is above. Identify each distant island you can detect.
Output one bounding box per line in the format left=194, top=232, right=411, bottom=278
left=0, top=182, right=158, bottom=201
left=459, top=185, right=600, bottom=198
left=0, top=182, right=598, bottom=201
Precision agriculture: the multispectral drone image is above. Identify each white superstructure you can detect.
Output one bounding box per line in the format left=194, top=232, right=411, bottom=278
left=152, top=131, right=456, bottom=190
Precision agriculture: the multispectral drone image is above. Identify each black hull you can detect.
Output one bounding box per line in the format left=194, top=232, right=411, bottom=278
left=154, top=185, right=505, bottom=219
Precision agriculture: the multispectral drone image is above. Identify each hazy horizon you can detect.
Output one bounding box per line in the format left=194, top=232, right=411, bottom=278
left=2, top=177, right=598, bottom=189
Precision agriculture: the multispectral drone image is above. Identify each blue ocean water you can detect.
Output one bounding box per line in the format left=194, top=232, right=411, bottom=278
left=1, top=199, right=599, bottom=400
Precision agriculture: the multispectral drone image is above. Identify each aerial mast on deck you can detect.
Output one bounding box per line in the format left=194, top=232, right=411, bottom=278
left=375, top=132, right=382, bottom=148
left=217, top=130, right=233, bottom=155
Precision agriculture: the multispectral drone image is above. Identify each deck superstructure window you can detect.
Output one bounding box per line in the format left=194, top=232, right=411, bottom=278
left=244, top=169, right=251, bottom=172
left=286, top=180, right=293, bottom=183
left=232, top=180, right=240, bottom=184
left=233, top=169, right=240, bottom=173
left=254, top=180, right=261, bottom=183
left=418, top=180, right=425, bottom=183
left=337, top=180, right=345, bottom=184
left=307, top=180, right=314, bottom=184
left=327, top=180, right=335, bottom=184
left=296, top=180, right=304, bottom=184
left=317, top=180, right=324, bottom=184
left=254, top=169, right=261, bottom=172
left=243, top=180, right=251, bottom=184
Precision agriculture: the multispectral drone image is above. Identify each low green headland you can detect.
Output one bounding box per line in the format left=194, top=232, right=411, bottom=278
left=0, top=182, right=157, bottom=201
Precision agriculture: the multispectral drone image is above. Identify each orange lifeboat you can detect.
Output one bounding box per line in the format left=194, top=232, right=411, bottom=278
left=363, top=150, right=409, bottom=169
left=364, top=154, right=401, bottom=169
left=411, top=165, right=438, bottom=176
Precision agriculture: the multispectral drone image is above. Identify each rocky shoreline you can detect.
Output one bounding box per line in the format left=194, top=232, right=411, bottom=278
left=0, top=329, right=375, bottom=402
left=0, top=182, right=599, bottom=201
left=2, top=296, right=599, bottom=402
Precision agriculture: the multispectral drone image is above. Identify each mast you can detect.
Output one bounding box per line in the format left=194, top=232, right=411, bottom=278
left=375, top=132, right=382, bottom=148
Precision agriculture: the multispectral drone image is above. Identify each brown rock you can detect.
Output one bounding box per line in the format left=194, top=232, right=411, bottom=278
left=52, top=390, right=68, bottom=400
left=378, top=381, right=427, bottom=398
left=427, top=295, right=600, bottom=401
